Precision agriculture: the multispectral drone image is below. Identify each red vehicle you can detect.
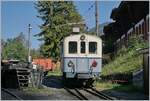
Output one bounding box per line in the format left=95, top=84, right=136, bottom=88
left=32, top=58, right=54, bottom=71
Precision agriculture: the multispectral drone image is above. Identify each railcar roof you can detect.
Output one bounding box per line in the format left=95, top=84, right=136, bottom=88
left=63, top=33, right=102, bottom=41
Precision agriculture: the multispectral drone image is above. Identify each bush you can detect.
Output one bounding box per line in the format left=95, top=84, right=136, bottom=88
left=102, top=35, right=148, bottom=76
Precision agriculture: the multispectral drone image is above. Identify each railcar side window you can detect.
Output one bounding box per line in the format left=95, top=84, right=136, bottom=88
left=81, top=41, right=86, bottom=53
left=69, top=41, right=77, bottom=53
left=89, top=42, right=97, bottom=54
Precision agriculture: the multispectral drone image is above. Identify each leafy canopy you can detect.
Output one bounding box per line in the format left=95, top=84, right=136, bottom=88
left=35, top=1, right=83, bottom=60
left=2, top=33, right=43, bottom=61
left=2, top=33, right=28, bottom=61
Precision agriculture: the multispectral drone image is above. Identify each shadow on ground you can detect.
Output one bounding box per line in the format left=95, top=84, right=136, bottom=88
left=99, top=84, right=149, bottom=100
left=42, top=75, right=89, bottom=89
left=42, top=75, right=64, bottom=89
left=102, top=89, right=149, bottom=100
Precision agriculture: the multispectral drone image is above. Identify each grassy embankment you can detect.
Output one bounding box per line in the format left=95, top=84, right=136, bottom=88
left=95, top=35, right=148, bottom=92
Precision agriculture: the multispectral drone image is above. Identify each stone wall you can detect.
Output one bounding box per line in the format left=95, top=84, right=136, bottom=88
left=132, top=69, right=143, bottom=87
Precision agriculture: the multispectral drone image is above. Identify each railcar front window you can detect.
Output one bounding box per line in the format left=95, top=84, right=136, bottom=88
left=81, top=41, right=86, bottom=53
left=69, top=41, right=77, bottom=53
left=89, top=42, right=97, bottom=54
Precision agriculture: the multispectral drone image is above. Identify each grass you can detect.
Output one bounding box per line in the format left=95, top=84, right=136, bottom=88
left=47, top=61, right=62, bottom=76
left=97, top=36, right=148, bottom=93
left=95, top=80, right=120, bottom=90
left=95, top=80, right=143, bottom=93
left=112, top=84, right=143, bottom=92
left=101, top=36, right=148, bottom=76
left=47, top=68, right=62, bottom=76
left=23, top=62, right=62, bottom=94
left=23, top=86, right=52, bottom=95
left=101, top=50, right=143, bottom=76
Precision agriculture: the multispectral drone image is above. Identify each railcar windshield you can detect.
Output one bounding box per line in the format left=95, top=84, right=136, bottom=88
left=89, top=42, right=97, bottom=54
left=69, top=41, right=77, bottom=53
left=81, top=41, right=86, bottom=54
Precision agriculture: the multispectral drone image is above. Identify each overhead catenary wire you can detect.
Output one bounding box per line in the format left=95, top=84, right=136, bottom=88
left=83, top=2, right=95, bottom=16
left=83, top=2, right=95, bottom=30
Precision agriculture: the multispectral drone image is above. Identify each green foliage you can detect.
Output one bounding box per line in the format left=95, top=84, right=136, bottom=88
left=128, top=35, right=149, bottom=51
left=112, top=84, right=143, bottom=92
left=103, top=24, right=120, bottom=54
left=102, top=36, right=148, bottom=76
left=117, top=35, right=148, bottom=57
left=103, top=36, right=115, bottom=53
left=23, top=86, right=52, bottom=95
left=2, top=33, right=28, bottom=61
left=35, top=1, right=83, bottom=60
left=95, top=80, right=143, bottom=93
left=47, top=62, right=62, bottom=76
left=30, top=48, right=43, bottom=59
left=95, top=80, right=120, bottom=90
left=47, top=70, right=62, bottom=76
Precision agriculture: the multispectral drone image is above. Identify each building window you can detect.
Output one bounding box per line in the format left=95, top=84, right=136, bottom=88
left=81, top=41, right=86, bottom=53
left=89, top=42, right=97, bottom=54
left=69, top=41, right=77, bottom=53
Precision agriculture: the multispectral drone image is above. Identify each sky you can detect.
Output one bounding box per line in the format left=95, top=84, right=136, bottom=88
left=1, top=1, right=121, bottom=49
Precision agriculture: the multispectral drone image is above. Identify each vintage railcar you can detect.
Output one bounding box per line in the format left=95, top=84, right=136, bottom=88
left=60, top=33, right=102, bottom=86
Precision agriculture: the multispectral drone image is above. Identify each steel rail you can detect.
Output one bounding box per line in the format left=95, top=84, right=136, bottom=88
left=64, top=87, right=87, bottom=100
left=90, top=87, right=114, bottom=100
left=1, top=88, right=22, bottom=100
left=83, top=88, right=108, bottom=100
left=74, top=88, right=88, bottom=100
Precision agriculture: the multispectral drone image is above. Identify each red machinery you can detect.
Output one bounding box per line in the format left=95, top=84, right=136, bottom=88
left=32, top=58, right=54, bottom=71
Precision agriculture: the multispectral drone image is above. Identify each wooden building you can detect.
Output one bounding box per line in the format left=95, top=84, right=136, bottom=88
left=103, top=1, right=149, bottom=53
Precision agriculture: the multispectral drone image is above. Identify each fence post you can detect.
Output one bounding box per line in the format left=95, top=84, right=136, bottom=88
left=142, top=48, right=149, bottom=95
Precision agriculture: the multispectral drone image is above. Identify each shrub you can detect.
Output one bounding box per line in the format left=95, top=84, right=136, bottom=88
left=102, top=35, right=148, bottom=76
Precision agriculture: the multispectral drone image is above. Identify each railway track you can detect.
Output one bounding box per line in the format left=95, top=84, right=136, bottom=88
left=44, top=76, right=115, bottom=100
left=88, top=87, right=114, bottom=100
left=1, top=88, right=22, bottom=100
left=64, top=87, right=114, bottom=100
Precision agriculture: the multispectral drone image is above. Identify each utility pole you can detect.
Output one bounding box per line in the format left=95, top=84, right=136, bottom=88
left=95, top=1, right=99, bottom=36
left=50, top=3, right=53, bottom=26
left=28, top=24, right=32, bottom=63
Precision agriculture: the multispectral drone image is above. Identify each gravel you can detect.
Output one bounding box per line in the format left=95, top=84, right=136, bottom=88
left=1, top=76, right=149, bottom=100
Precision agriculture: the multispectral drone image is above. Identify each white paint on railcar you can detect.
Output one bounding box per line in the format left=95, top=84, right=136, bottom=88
left=63, top=34, right=102, bottom=58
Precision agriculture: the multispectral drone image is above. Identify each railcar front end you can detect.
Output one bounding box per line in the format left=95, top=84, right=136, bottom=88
left=61, top=34, right=102, bottom=81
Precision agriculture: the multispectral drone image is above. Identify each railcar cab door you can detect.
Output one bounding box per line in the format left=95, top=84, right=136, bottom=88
left=76, top=35, right=89, bottom=73
left=79, top=35, right=88, bottom=56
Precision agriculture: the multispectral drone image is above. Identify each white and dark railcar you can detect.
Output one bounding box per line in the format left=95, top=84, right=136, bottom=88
left=60, top=34, right=102, bottom=85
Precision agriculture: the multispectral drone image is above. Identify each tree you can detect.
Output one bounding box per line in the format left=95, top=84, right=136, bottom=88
left=30, top=48, right=43, bottom=59
left=2, top=33, right=28, bottom=61
left=35, top=1, right=83, bottom=60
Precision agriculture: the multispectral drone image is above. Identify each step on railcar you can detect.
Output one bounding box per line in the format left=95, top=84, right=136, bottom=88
left=60, top=33, right=102, bottom=86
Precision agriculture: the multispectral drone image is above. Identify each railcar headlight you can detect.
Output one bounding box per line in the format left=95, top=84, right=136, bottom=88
left=91, top=60, right=97, bottom=67
left=80, top=35, right=85, bottom=40
left=68, top=60, right=74, bottom=67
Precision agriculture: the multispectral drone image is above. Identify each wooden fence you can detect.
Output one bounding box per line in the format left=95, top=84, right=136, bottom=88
left=114, top=14, right=149, bottom=52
